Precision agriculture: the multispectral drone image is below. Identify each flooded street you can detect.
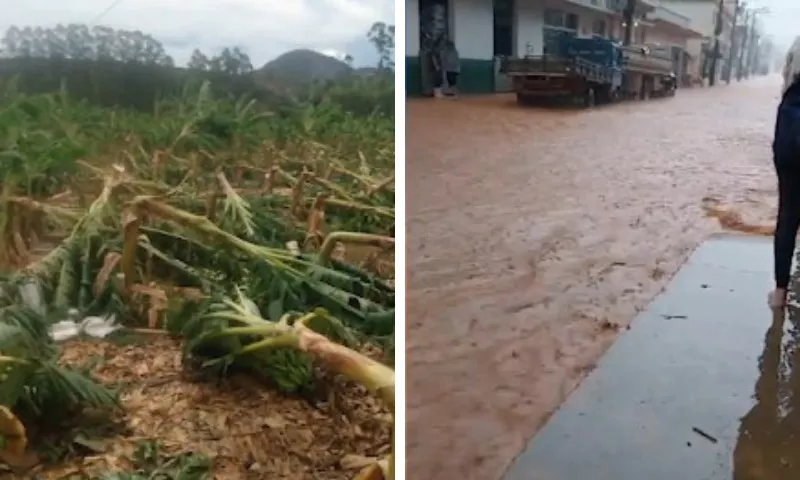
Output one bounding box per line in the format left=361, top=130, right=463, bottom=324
left=502, top=235, right=787, bottom=480
left=406, top=76, right=784, bottom=480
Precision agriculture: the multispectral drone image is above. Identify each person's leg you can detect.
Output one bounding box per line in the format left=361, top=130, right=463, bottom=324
left=446, top=72, right=459, bottom=96
left=432, top=69, right=443, bottom=98
left=772, top=164, right=800, bottom=307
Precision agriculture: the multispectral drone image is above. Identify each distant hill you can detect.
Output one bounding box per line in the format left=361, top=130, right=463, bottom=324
left=355, top=67, right=380, bottom=76
left=0, top=56, right=293, bottom=112
left=0, top=50, right=392, bottom=116
left=257, top=49, right=353, bottom=84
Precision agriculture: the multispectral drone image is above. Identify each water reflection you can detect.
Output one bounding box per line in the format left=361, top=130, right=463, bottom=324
left=734, top=298, right=800, bottom=479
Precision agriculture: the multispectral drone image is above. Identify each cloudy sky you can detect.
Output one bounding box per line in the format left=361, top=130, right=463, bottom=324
left=747, top=0, right=800, bottom=53
left=1, top=0, right=394, bottom=67
left=758, top=0, right=799, bottom=53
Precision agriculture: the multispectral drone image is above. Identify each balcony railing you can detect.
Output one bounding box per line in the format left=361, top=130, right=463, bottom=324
left=649, top=5, right=692, bottom=29
left=605, top=0, right=660, bottom=13
left=563, top=0, right=613, bottom=13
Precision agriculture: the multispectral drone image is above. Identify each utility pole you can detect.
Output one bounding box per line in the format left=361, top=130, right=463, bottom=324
left=746, top=29, right=759, bottom=77
left=621, top=0, right=636, bottom=98
left=743, top=15, right=757, bottom=78
left=736, top=9, right=750, bottom=80
left=737, top=6, right=768, bottom=80
left=623, top=0, right=635, bottom=46
left=708, top=0, right=725, bottom=86
left=723, top=0, right=741, bottom=84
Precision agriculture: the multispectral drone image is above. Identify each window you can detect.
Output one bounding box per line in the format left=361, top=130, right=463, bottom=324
left=543, top=28, right=575, bottom=55
left=544, top=9, right=564, bottom=28
left=545, top=9, right=580, bottom=31
left=565, top=13, right=579, bottom=30
left=592, top=19, right=607, bottom=36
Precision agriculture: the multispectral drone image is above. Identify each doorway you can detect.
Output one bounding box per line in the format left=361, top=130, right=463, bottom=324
left=494, top=0, right=514, bottom=92
left=418, top=0, right=450, bottom=96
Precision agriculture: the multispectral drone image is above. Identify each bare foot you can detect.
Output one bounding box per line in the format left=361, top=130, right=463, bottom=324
left=768, top=288, right=788, bottom=309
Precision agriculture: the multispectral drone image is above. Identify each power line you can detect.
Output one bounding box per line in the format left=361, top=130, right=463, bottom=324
left=89, top=0, right=125, bottom=25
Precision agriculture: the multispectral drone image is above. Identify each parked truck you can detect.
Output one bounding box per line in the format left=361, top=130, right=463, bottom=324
left=621, top=44, right=677, bottom=100
left=501, top=35, right=676, bottom=107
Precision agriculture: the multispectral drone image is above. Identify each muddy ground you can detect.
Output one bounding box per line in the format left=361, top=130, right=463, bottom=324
left=406, top=75, right=782, bottom=479
left=26, top=336, right=392, bottom=479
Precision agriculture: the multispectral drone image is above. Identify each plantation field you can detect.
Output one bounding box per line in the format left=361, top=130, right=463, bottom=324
left=0, top=75, right=395, bottom=479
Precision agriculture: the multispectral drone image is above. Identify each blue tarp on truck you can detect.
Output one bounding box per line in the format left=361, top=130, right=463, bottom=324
left=564, top=37, right=623, bottom=70
left=545, top=34, right=622, bottom=70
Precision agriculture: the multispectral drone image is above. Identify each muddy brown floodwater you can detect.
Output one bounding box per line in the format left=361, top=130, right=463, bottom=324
left=406, top=76, right=784, bottom=480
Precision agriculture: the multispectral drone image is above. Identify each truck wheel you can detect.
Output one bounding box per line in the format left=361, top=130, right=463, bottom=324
left=516, top=93, right=534, bottom=106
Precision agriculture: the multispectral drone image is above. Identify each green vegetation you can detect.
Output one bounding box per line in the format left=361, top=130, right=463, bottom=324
left=0, top=22, right=395, bottom=116
left=0, top=21, right=395, bottom=480
left=96, top=441, right=212, bottom=480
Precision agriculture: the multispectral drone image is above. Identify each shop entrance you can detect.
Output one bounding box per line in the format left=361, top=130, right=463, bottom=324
left=493, top=0, right=514, bottom=92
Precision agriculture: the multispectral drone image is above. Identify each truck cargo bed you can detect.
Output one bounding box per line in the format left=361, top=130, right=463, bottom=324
left=502, top=56, right=619, bottom=85
left=621, top=45, right=673, bottom=75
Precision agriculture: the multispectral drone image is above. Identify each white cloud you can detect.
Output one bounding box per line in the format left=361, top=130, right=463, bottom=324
left=760, top=0, right=800, bottom=51
left=0, top=0, right=394, bottom=67
left=318, top=49, right=350, bottom=61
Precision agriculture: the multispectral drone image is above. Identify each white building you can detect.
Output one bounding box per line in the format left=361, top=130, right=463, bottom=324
left=406, top=0, right=704, bottom=95
left=659, top=0, right=737, bottom=82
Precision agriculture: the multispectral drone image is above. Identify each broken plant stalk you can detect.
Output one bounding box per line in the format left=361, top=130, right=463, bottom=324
left=198, top=304, right=395, bottom=479
left=318, top=231, right=394, bottom=265
left=201, top=307, right=394, bottom=406
left=120, top=196, right=394, bottom=283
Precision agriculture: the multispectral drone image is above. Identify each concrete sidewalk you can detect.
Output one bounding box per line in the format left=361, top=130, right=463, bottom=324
left=503, top=234, right=794, bottom=480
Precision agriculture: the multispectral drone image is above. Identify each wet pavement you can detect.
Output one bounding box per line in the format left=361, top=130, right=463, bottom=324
left=406, top=76, right=785, bottom=479
left=503, top=234, right=795, bottom=480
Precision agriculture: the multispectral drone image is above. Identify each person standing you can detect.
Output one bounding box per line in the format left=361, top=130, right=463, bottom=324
left=769, top=42, right=800, bottom=309
left=442, top=40, right=461, bottom=97
left=421, top=33, right=444, bottom=98
left=782, top=37, right=800, bottom=95
left=430, top=43, right=444, bottom=98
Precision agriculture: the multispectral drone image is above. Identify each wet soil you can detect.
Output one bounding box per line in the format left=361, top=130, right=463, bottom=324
left=406, top=76, right=783, bottom=479
left=31, top=336, right=392, bottom=479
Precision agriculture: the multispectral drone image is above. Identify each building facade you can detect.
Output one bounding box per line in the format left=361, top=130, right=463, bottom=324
left=406, top=0, right=704, bottom=96
left=643, top=4, right=704, bottom=82
left=659, top=0, right=737, bottom=83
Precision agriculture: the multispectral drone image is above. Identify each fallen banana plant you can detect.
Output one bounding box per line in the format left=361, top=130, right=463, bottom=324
left=0, top=405, right=27, bottom=467
left=167, top=291, right=395, bottom=479
left=0, top=78, right=395, bottom=478
left=121, top=196, right=396, bottom=336
left=0, top=299, right=118, bottom=468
